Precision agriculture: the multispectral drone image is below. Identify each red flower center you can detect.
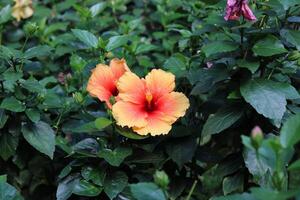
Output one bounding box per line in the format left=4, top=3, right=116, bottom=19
left=144, top=92, right=157, bottom=112
left=111, top=87, right=119, bottom=96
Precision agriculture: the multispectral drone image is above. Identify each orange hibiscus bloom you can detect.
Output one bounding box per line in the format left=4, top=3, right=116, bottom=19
left=87, top=58, right=130, bottom=108
left=112, top=69, right=189, bottom=136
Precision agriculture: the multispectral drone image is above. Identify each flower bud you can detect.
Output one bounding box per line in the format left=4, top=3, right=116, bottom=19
left=251, top=126, right=263, bottom=149
left=153, top=170, right=169, bottom=189
left=73, top=92, right=84, bottom=104
left=24, top=22, right=38, bottom=36
left=105, top=52, right=114, bottom=59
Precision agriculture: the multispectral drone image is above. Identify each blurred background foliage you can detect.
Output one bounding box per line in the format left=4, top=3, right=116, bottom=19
left=0, top=0, right=300, bottom=199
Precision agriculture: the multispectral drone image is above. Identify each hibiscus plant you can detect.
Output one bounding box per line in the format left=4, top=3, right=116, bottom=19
left=0, top=0, right=300, bottom=200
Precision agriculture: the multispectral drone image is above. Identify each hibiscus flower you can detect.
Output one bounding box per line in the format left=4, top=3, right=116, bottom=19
left=87, top=58, right=130, bottom=108
left=12, top=0, right=34, bottom=21
left=224, top=0, right=256, bottom=21
left=112, top=69, right=190, bottom=136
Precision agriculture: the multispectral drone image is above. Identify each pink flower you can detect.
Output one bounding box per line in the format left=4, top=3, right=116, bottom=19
left=224, top=0, right=256, bottom=21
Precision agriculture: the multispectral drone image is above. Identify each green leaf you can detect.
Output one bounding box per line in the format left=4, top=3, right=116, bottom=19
left=288, top=159, right=300, bottom=171
left=0, top=97, right=25, bottom=112
left=73, top=179, right=102, bottom=197
left=189, top=67, right=229, bottom=94
left=105, top=35, right=129, bottom=51
left=24, top=45, right=53, bottom=59
left=250, top=187, right=299, bottom=200
left=163, top=53, right=187, bottom=76
left=222, top=174, right=244, bottom=195
left=202, top=41, right=239, bottom=57
left=130, top=182, right=166, bottom=200
left=104, top=171, right=128, bottom=200
left=0, top=132, right=19, bottom=161
left=0, top=109, right=8, bottom=128
left=237, top=59, right=260, bottom=74
left=0, top=182, right=24, bottom=200
left=81, top=166, right=105, bottom=186
left=98, top=147, right=132, bottom=167
left=202, top=105, right=243, bottom=136
left=252, top=35, right=287, bottom=57
left=25, top=108, right=41, bottom=123
left=56, top=136, right=72, bottom=155
left=72, top=138, right=99, bottom=155
left=19, top=78, right=44, bottom=93
left=0, top=5, right=11, bottom=24
left=70, top=54, right=87, bottom=72
left=21, top=121, right=56, bottom=159
left=135, top=44, right=157, bottom=54
left=72, top=29, right=98, bottom=48
left=56, top=175, right=78, bottom=200
left=0, top=175, right=7, bottom=182
left=90, top=2, right=107, bottom=17
left=94, top=117, right=112, bottom=130
left=212, top=193, right=255, bottom=200
left=280, top=114, right=300, bottom=148
left=242, top=140, right=272, bottom=186
left=280, top=29, right=300, bottom=50
left=240, top=79, right=292, bottom=120
left=278, top=0, right=299, bottom=10
left=166, top=137, right=197, bottom=168
left=116, top=127, right=149, bottom=140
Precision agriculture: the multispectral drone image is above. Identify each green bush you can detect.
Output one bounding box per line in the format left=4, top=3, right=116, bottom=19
left=0, top=0, right=300, bottom=199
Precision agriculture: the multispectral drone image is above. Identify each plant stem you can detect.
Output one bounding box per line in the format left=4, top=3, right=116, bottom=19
left=185, top=180, right=198, bottom=200
left=20, top=36, right=29, bottom=70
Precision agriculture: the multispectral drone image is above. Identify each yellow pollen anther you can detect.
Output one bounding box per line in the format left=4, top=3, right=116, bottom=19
left=145, top=92, right=153, bottom=104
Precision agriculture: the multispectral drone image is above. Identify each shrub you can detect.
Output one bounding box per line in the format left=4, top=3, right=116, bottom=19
left=0, top=0, right=300, bottom=199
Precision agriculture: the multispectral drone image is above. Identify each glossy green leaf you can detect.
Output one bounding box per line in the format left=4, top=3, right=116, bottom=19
left=81, top=166, right=105, bottom=186
left=0, top=97, right=25, bottom=112
left=0, top=5, right=11, bottom=24
left=72, top=29, right=98, bottom=48
left=104, top=171, right=128, bottom=200
left=24, top=45, right=53, bottom=59
left=105, top=35, right=129, bottom=51
left=25, top=108, right=41, bottom=123
left=237, top=60, right=260, bottom=74
left=280, top=29, right=300, bottom=50
left=0, top=133, right=19, bottom=161
left=240, top=79, right=294, bottom=120
left=21, top=121, right=56, bottom=159
left=0, top=182, right=24, bottom=200
left=166, top=137, right=197, bottom=168
left=99, top=147, right=132, bottom=167
left=252, top=35, right=287, bottom=57
left=280, top=114, right=300, bottom=148
left=222, top=174, right=244, bottom=195
left=116, top=127, right=149, bottom=140
left=94, top=117, right=112, bottom=130
left=73, top=179, right=102, bottom=197
left=70, top=54, right=87, bottom=72
left=202, top=106, right=243, bottom=136
left=0, top=109, right=8, bottom=128
left=130, top=182, right=166, bottom=200
left=202, top=41, right=239, bottom=57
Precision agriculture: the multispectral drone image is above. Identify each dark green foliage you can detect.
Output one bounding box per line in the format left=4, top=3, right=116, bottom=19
left=0, top=0, right=300, bottom=199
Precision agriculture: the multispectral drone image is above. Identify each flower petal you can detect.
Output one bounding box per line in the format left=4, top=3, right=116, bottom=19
left=110, top=58, right=130, bottom=79
left=117, top=72, right=146, bottom=104
left=241, top=3, right=256, bottom=21
left=112, top=101, right=148, bottom=127
left=133, top=112, right=172, bottom=136
left=145, top=69, right=175, bottom=99
left=156, top=92, right=190, bottom=123
left=86, top=64, right=116, bottom=103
